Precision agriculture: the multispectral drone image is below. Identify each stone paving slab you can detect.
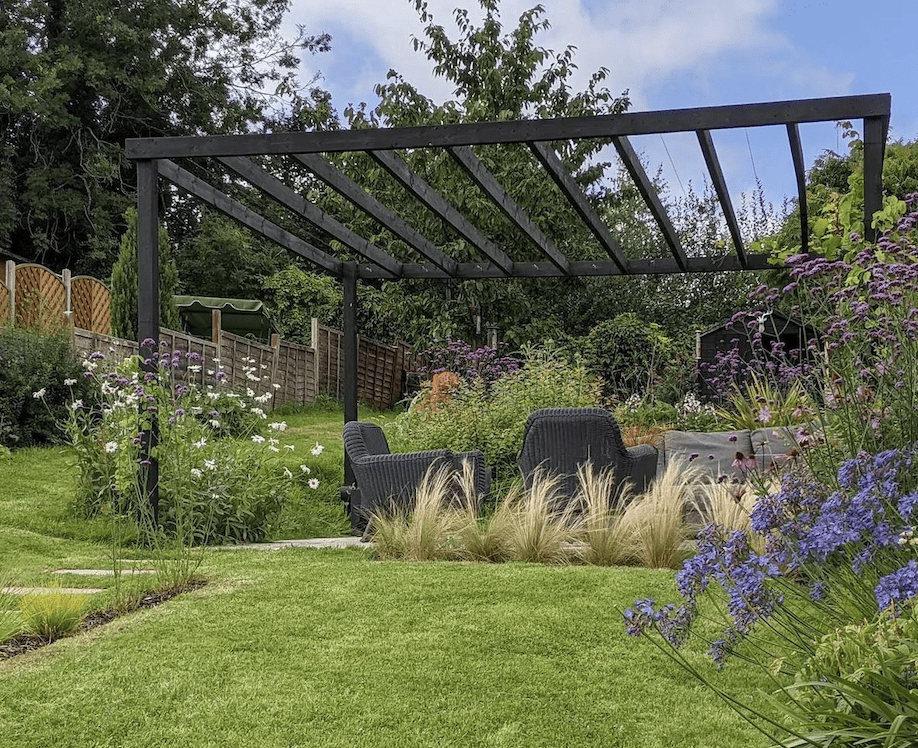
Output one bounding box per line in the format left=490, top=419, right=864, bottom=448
left=52, top=569, right=156, bottom=576
left=3, top=587, right=103, bottom=595
left=214, top=536, right=372, bottom=551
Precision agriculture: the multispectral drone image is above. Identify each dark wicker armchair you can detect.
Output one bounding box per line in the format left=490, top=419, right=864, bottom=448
left=342, top=422, right=491, bottom=534
left=517, top=408, right=657, bottom=501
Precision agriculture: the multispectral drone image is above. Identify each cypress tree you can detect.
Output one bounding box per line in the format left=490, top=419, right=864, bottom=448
left=110, top=208, right=181, bottom=339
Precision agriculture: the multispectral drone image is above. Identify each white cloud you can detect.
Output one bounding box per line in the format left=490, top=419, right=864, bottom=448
left=285, top=0, right=837, bottom=112
left=283, top=0, right=860, bottom=205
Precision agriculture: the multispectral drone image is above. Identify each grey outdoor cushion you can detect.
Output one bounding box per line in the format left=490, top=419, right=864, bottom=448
left=658, top=429, right=753, bottom=481
left=751, top=426, right=800, bottom=470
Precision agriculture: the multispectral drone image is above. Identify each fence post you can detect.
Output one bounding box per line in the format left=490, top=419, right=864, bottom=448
left=62, top=269, right=73, bottom=328
left=270, top=333, right=281, bottom=406
left=310, top=317, right=320, bottom=395
left=5, top=261, right=15, bottom=322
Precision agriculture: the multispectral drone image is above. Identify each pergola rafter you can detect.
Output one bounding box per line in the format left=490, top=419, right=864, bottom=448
left=127, top=93, right=892, bottom=515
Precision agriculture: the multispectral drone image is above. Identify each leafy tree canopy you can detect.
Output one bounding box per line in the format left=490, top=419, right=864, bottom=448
left=0, top=0, right=330, bottom=275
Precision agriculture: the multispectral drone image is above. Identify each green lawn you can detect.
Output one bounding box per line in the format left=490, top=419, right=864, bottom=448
left=0, top=404, right=773, bottom=747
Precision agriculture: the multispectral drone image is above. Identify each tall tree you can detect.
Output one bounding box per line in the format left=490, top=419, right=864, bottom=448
left=319, top=1, right=768, bottom=348
left=0, top=0, right=330, bottom=275
left=319, top=0, right=630, bottom=347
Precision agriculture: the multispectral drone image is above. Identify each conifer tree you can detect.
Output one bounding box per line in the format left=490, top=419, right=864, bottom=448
left=110, top=208, right=180, bottom=339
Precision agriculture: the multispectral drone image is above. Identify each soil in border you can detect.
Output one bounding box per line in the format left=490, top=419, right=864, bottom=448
left=0, top=579, right=207, bottom=660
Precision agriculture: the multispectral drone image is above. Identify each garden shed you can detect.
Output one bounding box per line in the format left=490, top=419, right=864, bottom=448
left=696, top=309, right=821, bottom=399
left=124, top=93, right=890, bottom=514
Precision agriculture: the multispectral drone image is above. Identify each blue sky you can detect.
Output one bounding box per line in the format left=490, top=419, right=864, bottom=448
left=285, top=0, right=915, bottom=212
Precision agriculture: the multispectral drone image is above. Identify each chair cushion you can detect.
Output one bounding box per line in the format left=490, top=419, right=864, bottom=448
left=751, top=426, right=799, bottom=471
left=659, top=429, right=754, bottom=481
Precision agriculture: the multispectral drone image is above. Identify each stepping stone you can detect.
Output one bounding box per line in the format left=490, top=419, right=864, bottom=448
left=3, top=587, right=103, bottom=595
left=216, top=536, right=370, bottom=551
left=52, top=569, right=156, bottom=576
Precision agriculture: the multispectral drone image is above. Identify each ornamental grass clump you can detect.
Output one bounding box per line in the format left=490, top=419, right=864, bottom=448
left=619, top=461, right=697, bottom=569
left=573, top=463, right=631, bottom=567
left=625, top=443, right=918, bottom=747
left=455, top=460, right=513, bottom=562
left=20, top=584, right=85, bottom=641
left=371, top=464, right=465, bottom=561
left=504, top=470, right=577, bottom=564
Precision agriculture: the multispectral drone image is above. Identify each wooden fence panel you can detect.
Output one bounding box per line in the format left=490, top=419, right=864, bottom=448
left=0, top=281, right=9, bottom=325
left=71, top=276, right=111, bottom=334
left=14, top=264, right=66, bottom=329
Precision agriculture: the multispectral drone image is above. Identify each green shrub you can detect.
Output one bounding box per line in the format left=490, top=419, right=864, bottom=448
left=779, top=607, right=918, bottom=747
left=0, top=325, right=97, bottom=449
left=387, top=344, right=602, bottom=481
left=581, top=313, right=672, bottom=399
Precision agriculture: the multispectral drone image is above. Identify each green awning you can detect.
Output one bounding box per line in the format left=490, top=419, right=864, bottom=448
left=174, top=296, right=277, bottom=343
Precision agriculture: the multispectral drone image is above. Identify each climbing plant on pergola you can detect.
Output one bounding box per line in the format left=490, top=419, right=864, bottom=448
left=125, top=93, right=891, bottom=514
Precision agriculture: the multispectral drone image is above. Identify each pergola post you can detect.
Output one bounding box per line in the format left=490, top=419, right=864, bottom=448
left=137, top=159, right=160, bottom=523
left=342, top=261, right=359, bottom=486
left=863, top=115, right=886, bottom=243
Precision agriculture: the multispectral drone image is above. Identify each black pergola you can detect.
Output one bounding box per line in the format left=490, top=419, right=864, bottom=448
left=125, top=93, right=891, bottom=513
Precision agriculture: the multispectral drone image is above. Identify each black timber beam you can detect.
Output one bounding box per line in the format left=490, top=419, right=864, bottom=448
left=530, top=141, right=629, bottom=273
left=696, top=130, right=747, bottom=267
left=612, top=136, right=687, bottom=270
left=126, top=94, right=891, bottom=159
left=786, top=124, right=809, bottom=254
left=357, top=253, right=774, bottom=280
left=293, top=153, right=459, bottom=276
left=157, top=160, right=346, bottom=277
left=863, top=116, right=886, bottom=243
left=136, top=160, right=160, bottom=523
left=367, top=149, right=514, bottom=276
left=217, top=155, right=402, bottom=276
left=446, top=146, right=571, bottom=274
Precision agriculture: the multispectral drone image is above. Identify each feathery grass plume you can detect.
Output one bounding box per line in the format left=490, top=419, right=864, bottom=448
left=622, top=461, right=700, bottom=569
left=573, top=463, right=632, bottom=566
left=455, top=459, right=512, bottom=562
left=20, top=583, right=85, bottom=641
left=0, top=571, right=23, bottom=644
left=458, top=484, right=516, bottom=563
left=371, top=463, right=463, bottom=561
left=692, top=478, right=775, bottom=555
left=506, top=469, right=578, bottom=564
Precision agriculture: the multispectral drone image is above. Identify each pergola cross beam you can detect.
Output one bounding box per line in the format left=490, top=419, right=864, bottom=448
left=529, top=141, right=630, bottom=273
left=292, top=153, right=459, bottom=276
left=367, top=149, right=515, bottom=275
left=696, top=129, right=747, bottom=268
left=217, top=155, right=402, bottom=276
